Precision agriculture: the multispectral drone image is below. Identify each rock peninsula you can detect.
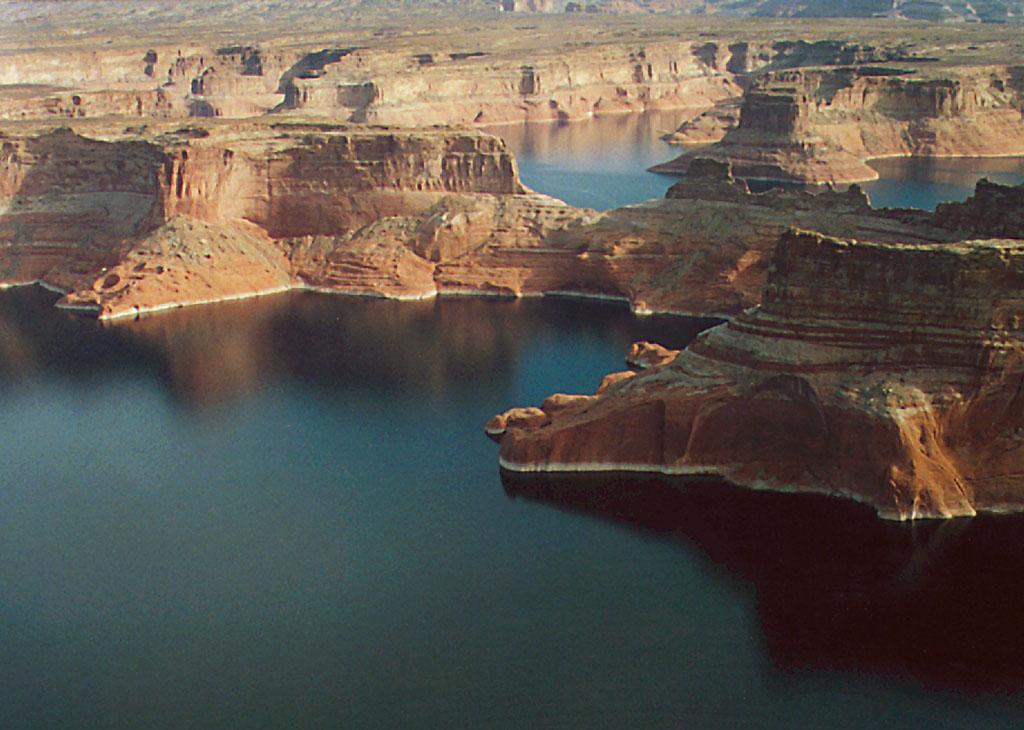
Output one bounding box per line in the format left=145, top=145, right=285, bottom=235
left=491, top=229, right=1024, bottom=520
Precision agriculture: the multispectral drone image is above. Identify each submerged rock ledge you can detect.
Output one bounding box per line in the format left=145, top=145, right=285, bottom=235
left=490, top=230, right=1024, bottom=521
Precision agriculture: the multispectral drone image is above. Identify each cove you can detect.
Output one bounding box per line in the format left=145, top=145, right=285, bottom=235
left=2, top=287, right=1024, bottom=728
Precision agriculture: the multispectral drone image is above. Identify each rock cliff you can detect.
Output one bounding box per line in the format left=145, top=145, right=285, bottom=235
left=277, top=41, right=743, bottom=126
left=654, top=65, right=1024, bottom=184
left=5, top=120, right=1004, bottom=319
left=492, top=229, right=1024, bottom=520
left=0, top=121, right=523, bottom=318
left=0, top=27, right=949, bottom=133
left=0, top=33, right=746, bottom=128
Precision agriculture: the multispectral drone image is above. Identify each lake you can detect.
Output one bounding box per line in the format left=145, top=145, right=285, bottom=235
left=488, top=111, right=690, bottom=209
left=2, top=287, right=1024, bottom=728
left=491, top=111, right=1024, bottom=211
left=4, top=110, right=1024, bottom=728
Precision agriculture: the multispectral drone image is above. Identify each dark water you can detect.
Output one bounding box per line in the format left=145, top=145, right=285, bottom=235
left=493, top=112, right=1024, bottom=211
left=3, top=286, right=1024, bottom=728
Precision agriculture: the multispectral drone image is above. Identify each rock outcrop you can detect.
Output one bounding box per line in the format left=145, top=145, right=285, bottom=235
left=654, top=66, right=1024, bottom=184
left=492, top=229, right=1024, bottom=520
left=626, top=341, right=678, bottom=369
left=934, top=178, right=1024, bottom=239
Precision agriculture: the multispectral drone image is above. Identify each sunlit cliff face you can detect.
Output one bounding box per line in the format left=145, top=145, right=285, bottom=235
left=493, top=231, right=1024, bottom=520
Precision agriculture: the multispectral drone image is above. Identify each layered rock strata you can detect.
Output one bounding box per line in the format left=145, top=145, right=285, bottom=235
left=0, top=28, right=942, bottom=131
left=251, top=42, right=744, bottom=126
left=491, top=229, right=1024, bottom=520
left=654, top=65, right=1024, bottom=184
left=0, top=121, right=522, bottom=317
left=0, top=34, right=749, bottom=127
left=5, top=121, right=1008, bottom=320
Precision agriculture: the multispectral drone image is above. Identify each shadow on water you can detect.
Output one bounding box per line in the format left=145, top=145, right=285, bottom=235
left=503, top=470, right=1024, bottom=694
left=5, top=284, right=1024, bottom=724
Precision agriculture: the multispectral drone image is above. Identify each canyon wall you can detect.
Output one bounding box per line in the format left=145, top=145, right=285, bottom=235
left=3, top=117, right=1016, bottom=322
left=7, top=116, right=1014, bottom=321
left=491, top=229, right=1024, bottom=520
left=0, top=122, right=524, bottom=317
left=0, top=38, right=745, bottom=126
left=241, top=41, right=747, bottom=126
left=0, top=35, right=926, bottom=130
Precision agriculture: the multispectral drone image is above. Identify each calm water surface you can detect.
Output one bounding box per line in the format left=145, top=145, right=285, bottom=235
left=493, top=112, right=1024, bottom=210
left=2, top=287, right=1024, bottom=728
left=863, top=156, right=1024, bottom=210
left=488, top=111, right=690, bottom=209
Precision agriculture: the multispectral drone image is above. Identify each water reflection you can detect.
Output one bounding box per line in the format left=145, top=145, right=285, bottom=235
left=503, top=471, right=1024, bottom=693
left=488, top=110, right=698, bottom=209
left=0, top=287, right=713, bottom=409
left=4, top=284, right=1024, bottom=725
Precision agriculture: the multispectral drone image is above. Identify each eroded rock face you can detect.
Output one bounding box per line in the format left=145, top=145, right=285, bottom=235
left=2, top=31, right=923, bottom=132
left=2, top=122, right=1019, bottom=321
left=492, top=230, right=1024, bottom=520
left=0, top=33, right=748, bottom=128
left=0, top=122, right=523, bottom=317
left=626, top=341, right=678, bottom=369
left=654, top=66, right=1024, bottom=184
left=935, top=179, right=1024, bottom=239
left=281, top=41, right=742, bottom=126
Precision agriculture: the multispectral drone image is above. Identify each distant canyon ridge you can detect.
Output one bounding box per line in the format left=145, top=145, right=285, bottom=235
left=1, top=16, right=1021, bottom=186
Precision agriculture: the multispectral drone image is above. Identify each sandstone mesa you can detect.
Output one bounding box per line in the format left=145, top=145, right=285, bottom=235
left=655, top=64, right=1024, bottom=184
left=3, top=120, right=1001, bottom=320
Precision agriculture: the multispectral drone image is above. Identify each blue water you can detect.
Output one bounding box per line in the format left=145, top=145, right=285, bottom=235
left=862, top=156, right=1024, bottom=211
left=494, top=112, right=1024, bottom=211
left=488, top=112, right=690, bottom=209
left=2, top=287, right=1024, bottom=728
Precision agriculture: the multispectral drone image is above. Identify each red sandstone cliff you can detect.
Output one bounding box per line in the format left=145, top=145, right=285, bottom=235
left=491, top=229, right=1024, bottom=520
left=0, top=122, right=524, bottom=318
